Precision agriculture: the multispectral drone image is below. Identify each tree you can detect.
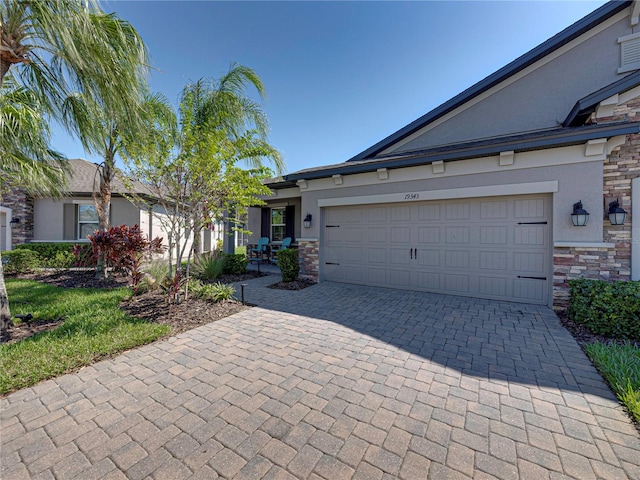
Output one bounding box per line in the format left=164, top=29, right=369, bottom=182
left=125, top=64, right=284, bottom=288
left=0, top=0, right=148, bottom=338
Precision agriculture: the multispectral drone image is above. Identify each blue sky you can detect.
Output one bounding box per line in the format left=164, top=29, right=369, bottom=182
left=52, top=0, right=608, bottom=175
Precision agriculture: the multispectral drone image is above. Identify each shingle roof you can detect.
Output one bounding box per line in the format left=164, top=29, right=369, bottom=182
left=275, top=121, right=640, bottom=185
left=65, top=159, right=154, bottom=197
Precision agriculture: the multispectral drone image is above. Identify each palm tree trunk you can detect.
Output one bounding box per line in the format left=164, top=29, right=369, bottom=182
left=0, top=252, right=12, bottom=342
left=0, top=58, right=11, bottom=88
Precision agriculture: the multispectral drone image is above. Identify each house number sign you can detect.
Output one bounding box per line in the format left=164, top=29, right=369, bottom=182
left=404, top=193, right=420, bottom=200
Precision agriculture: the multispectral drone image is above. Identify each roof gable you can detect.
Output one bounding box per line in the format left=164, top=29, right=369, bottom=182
left=346, top=0, right=631, bottom=163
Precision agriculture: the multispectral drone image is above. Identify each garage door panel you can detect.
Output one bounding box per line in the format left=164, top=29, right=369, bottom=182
left=390, top=248, right=410, bottom=265
left=417, top=204, right=440, bottom=221
left=388, top=269, right=411, bottom=287
left=391, top=227, right=411, bottom=243
left=446, top=202, right=470, bottom=220
left=324, top=194, right=550, bottom=305
left=367, top=247, right=387, bottom=264
left=366, top=268, right=388, bottom=285
left=445, top=274, right=470, bottom=293
left=416, top=272, right=441, bottom=289
left=515, top=226, right=546, bottom=245
left=480, top=200, right=508, bottom=219
left=368, top=227, right=387, bottom=243
left=445, top=250, right=470, bottom=268
left=479, top=251, right=508, bottom=271
left=480, top=226, right=508, bottom=244
left=514, top=252, right=546, bottom=273
left=390, top=205, right=411, bottom=222
left=515, top=198, right=545, bottom=219
left=368, top=206, right=387, bottom=222
left=345, top=227, right=364, bottom=243
left=513, top=278, right=546, bottom=302
left=478, top=276, right=508, bottom=297
left=418, top=226, right=440, bottom=243
left=347, top=208, right=366, bottom=222
left=417, top=249, right=440, bottom=266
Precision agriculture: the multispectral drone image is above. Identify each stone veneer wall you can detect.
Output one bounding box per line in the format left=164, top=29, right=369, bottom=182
left=297, top=239, right=319, bottom=281
left=1, top=188, right=34, bottom=247
left=552, top=97, right=640, bottom=309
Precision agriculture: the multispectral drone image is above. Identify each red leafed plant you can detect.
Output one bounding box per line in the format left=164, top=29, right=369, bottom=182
left=87, top=225, right=164, bottom=292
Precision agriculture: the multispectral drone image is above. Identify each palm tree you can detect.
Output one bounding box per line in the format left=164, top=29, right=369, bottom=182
left=0, top=0, right=149, bottom=337
left=179, top=64, right=285, bottom=255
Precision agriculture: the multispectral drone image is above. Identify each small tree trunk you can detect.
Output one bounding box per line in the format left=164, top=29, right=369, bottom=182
left=0, top=253, right=12, bottom=342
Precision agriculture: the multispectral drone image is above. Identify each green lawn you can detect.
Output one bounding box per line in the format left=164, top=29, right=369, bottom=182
left=0, top=279, right=170, bottom=395
left=584, top=341, right=640, bottom=423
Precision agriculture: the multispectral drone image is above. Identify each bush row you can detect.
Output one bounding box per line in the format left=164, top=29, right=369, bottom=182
left=3, top=243, right=96, bottom=274
left=568, top=278, right=640, bottom=341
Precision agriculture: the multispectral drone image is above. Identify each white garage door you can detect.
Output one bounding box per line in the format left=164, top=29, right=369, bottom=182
left=323, top=194, right=551, bottom=305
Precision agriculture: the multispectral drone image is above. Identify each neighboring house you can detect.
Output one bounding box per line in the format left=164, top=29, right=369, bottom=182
left=251, top=0, right=640, bottom=308
left=0, top=158, right=239, bottom=256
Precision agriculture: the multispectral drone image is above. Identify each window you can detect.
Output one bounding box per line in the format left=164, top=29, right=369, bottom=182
left=271, top=207, right=286, bottom=241
left=77, top=204, right=99, bottom=239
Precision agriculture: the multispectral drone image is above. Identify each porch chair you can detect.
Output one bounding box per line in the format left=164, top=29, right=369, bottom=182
left=270, top=237, right=292, bottom=263
left=249, top=237, right=270, bottom=262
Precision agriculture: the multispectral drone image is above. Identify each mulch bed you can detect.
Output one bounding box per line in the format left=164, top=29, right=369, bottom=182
left=5, top=269, right=313, bottom=343
left=267, top=278, right=316, bottom=290
left=556, top=310, right=640, bottom=349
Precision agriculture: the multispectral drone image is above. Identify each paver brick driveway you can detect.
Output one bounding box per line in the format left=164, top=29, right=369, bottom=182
left=2, top=275, right=639, bottom=479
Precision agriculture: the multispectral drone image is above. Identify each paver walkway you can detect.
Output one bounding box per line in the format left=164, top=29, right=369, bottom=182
left=2, top=276, right=639, bottom=479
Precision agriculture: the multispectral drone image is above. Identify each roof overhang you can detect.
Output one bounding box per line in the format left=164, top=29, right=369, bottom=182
left=284, top=121, right=640, bottom=182
left=564, top=70, right=640, bottom=126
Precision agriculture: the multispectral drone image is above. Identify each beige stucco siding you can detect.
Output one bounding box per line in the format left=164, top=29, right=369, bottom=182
left=111, top=198, right=141, bottom=228
left=33, top=198, right=67, bottom=241
left=298, top=154, right=603, bottom=245
left=391, top=11, right=631, bottom=153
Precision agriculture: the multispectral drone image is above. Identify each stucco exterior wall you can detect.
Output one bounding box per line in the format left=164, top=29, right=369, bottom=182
left=298, top=147, right=605, bottom=247
left=391, top=9, right=631, bottom=153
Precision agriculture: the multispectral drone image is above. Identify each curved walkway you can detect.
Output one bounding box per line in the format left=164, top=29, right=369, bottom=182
left=2, top=275, right=639, bottom=479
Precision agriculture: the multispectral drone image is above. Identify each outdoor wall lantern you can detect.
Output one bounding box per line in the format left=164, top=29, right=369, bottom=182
left=303, top=213, right=312, bottom=229
left=9, top=217, right=20, bottom=226
left=608, top=199, right=627, bottom=226
left=571, top=201, right=589, bottom=227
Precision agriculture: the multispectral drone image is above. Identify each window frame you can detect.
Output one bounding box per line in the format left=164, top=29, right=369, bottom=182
left=271, top=207, right=286, bottom=242
left=77, top=203, right=99, bottom=239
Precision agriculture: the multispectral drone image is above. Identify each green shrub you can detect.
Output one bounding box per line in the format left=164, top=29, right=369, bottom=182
left=15, top=242, right=76, bottom=259
left=2, top=249, right=41, bottom=275
left=46, top=251, right=76, bottom=270
left=194, top=253, right=225, bottom=280
left=190, top=280, right=236, bottom=302
left=277, top=248, right=299, bottom=283
left=568, top=279, right=640, bottom=341
left=222, top=253, right=247, bottom=275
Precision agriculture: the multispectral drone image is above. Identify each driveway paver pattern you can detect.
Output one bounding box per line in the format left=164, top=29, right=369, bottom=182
left=1, top=275, right=639, bottom=479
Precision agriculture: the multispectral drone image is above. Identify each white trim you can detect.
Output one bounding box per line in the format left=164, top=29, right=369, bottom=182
left=317, top=181, right=558, bottom=208
left=296, top=237, right=319, bottom=242
left=633, top=177, right=640, bottom=280
left=299, top=144, right=600, bottom=193
left=554, top=241, right=615, bottom=248
left=0, top=205, right=12, bottom=251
